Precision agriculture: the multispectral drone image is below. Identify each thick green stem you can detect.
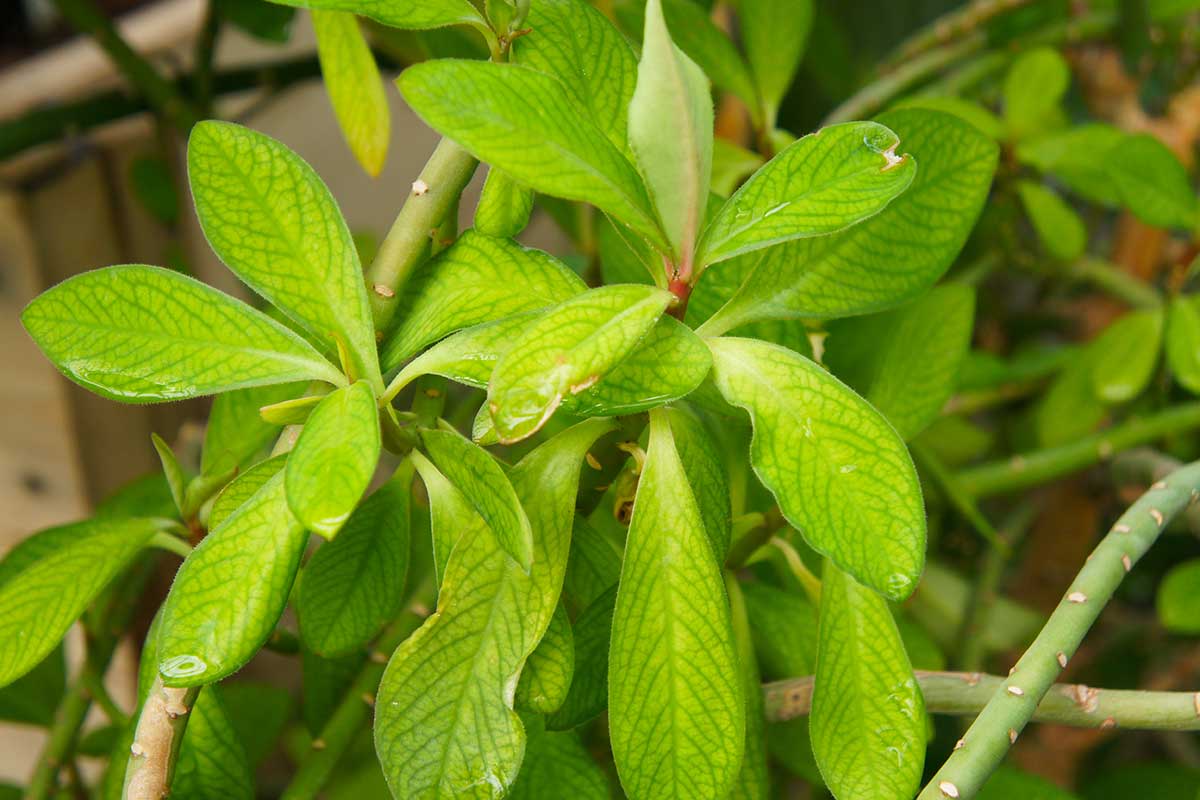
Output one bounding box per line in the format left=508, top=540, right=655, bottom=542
left=764, top=670, right=1200, bottom=731
left=50, top=0, right=201, bottom=132
left=280, top=611, right=425, bottom=800
left=956, top=403, right=1200, bottom=498
left=122, top=679, right=201, bottom=800
left=918, top=460, right=1200, bottom=799
left=365, top=139, right=478, bottom=334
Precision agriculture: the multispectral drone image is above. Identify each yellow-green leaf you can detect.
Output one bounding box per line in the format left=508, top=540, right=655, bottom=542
left=1167, top=296, right=1200, bottom=394
left=313, top=10, right=390, bottom=176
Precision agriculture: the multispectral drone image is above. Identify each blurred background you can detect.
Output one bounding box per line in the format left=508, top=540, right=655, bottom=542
left=2, top=0, right=1200, bottom=797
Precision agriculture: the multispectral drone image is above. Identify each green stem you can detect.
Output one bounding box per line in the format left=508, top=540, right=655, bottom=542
left=764, top=670, right=1200, bottom=731
left=769, top=537, right=822, bottom=606
left=913, top=442, right=1008, bottom=552
left=192, top=0, right=223, bottom=117
left=122, top=679, right=201, bottom=800
left=365, top=139, right=478, bottom=334
left=79, top=668, right=129, bottom=727
left=23, top=682, right=92, bottom=800
left=918, top=460, right=1200, bottom=799
left=50, top=0, right=201, bottom=132
left=280, top=611, right=425, bottom=800
left=1069, top=258, right=1163, bottom=308
left=879, top=0, right=1037, bottom=70
left=956, top=403, right=1200, bottom=498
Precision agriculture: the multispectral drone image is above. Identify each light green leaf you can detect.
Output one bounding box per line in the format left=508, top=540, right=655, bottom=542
left=1016, top=124, right=1125, bottom=206
left=514, top=603, right=574, bottom=714
left=188, top=121, right=380, bottom=387
left=420, top=426, right=534, bottom=572
left=547, top=584, right=615, bottom=730
left=697, top=121, right=915, bottom=268
left=742, top=581, right=817, bottom=679
left=208, top=454, right=286, bottom=530
left=374, top=419, right=616, bottom=799
left=382, top=230, right=585, bottom=370
left=298, top=471, right=411, bottom=656
left=810, top=561, right=925, bottom=800
left=508, top=716, right=608, bottom=800
left=707, top=337, right=925, bottom=600
left=0, top=646, right=64, bottom=726
left=397, top=61, right=666, bottom=250
left=664, top=406, right=730, bottom=557
left=662, top=0, right=758, bottom=118
left=727, top=576, right=769, bottom=800
left=1017, top=180, right=1087, bottom=261
left=259, top=393, right=324, bottom=425
left=609, top=408, right=743, bottom=800
left=173, top=687, right=254, bottom=800
left=313, top=10, right=390, bottom=177
left=1106, top=133, right=1198, bottom=229
left=487, top=285, right=673, bottom=443
left=152, top=433, right=188, bottom=515
left=202, top=383, right=302, bottom=477
left=1167, top=296, right=1200, bottom=394
left=628, top=0, right=713, bottom=260
left=563, top=316, right=712, bottom=417
left=1157, top=558, right=1200, bottom=633
left=512, top=0, right=637, bottom=151
left=21, top=265, right=343, bottom=403
left=410, top=450, right=474, bottom=586
left=388, top=312, right=542, bottom=398
left=1034, top=347, right=1107, bottom=447
left=698, top=109, right=997, bottom=333
left=1003, top=47, right=1070, bottom=139
left=891, top=95, right=1004, bottom=140
left=1089, top=309, right=1163, bottom=404
left=824, top=283, right=976, bottom=441
left=736, top=0, right=813, bottom=126
left=711, top=137, right=765, bottom=198
left=0, top=518, right=164, bottom=688
left=475, top=169, right=534, bottom=239
left=285, top=381, right=381, bottom=539
left=157, top=470, right=306, bottom=686
left=268, top=0, right=486, bottom=30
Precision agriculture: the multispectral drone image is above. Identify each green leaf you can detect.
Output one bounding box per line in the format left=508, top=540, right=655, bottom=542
left=219, top=682, right=293, bottom=765
left=1106, top=133, right=1198, bottom=229
left=1017, top=124, right=1125, bottom=206
left=609, top=408, right=743, bottom=800
left=1157, top=558, right=1200, bottom=633
left=173, top=687, right=254, bottom=800
left=129, top=154, right=180, bottom=225
left=736, top=0, right=813, bottom=126
left=891, top=95, right=1004, bottom=141
left=727, top=576, right=770, bottom=800
left=285, top=381, right=381, bottom=539
left=420, top=426, right=534, bottom=571
left=410, top=449, right=475, bottom=586
left=742, top=581, right=817, bottom=679
left=0, top=518, right=163, bottom=687
left=711, top=137, right=766, bottom=198
left=512, top=0, right=637, bottom=151
left=201, top=383, right=302, bottom=477
left=563, top=316, right=712, bottom=417
left=487, top=285, right=673, bottom=443
left=662, top=0, right=758, bottom=119
left=810, top=561, right=925, bottom=800
left=0, top=646, right=64, bottom=726
left=698, top=109, right=996, bottom=332
left=1003, top=47, right=1070, bottom=139
left=628, top=0, right=713, bottom=260
left=1089, top=309, right=1163, bottom=404
left=388, top=312, right=542, bottom=398
left=1034, top=347, right=1107, bottom=447
left=21, top=265, right=343, bottom=402
left=979, top=766, right=1079, bottom=800
left=397, top=61, right=666, bottom=250
left=187, top=121, right=380, bottom=387
left=1017, top=180, right=1087, bottom=261
left=1083, top=764, right=1200, bottom=800
left=697, top=121, right=915, bottom=268
left=301, top=647, right=364, bottom=734
left=152, top=433, right=188, bottom=515
left=475, top=169, right=534, bottom=239
left=298, top=471, right=411, bottom=656
left=563, top=518, right=621, bottom=610
left=824, top=283, right=976, bottom=441
left=268, top=0, right=486, bottom=30
left=515, top=603, right=574, bottom=714
left=508, top=716, right=608, bottom=800
left=708, top=337, right=925, bottom=600
left=663, top=406, right=730, bottom=557
left=382, top=230, right=585, bottom=370
left=157, top=470, right=306, bottom=686
left=1167, top=296, right=1200, bottom=394
left=313, top=10, right=391, bottom=177
left=219, top=0, right=294, bottom=41
left=208, top=454, right=286, bottom=530
left=374, top=419, right=616, bottom=798
left=546, top=584, right=615, bottom=730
